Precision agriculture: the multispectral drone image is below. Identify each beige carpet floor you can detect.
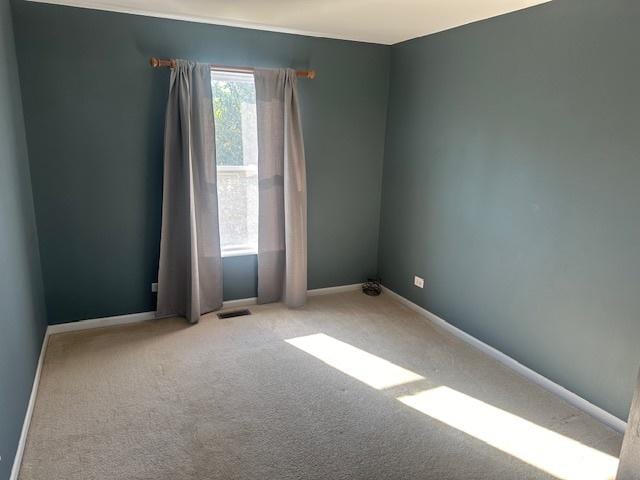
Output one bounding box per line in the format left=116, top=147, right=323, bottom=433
left=19, top=292, right=622, bottom=480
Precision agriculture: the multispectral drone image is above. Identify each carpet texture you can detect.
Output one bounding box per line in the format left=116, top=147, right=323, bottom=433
left=19, top=292, right=622, bottom=479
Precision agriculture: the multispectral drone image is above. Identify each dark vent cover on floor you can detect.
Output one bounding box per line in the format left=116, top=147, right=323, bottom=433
left=217, top=309, right=251, bottom=319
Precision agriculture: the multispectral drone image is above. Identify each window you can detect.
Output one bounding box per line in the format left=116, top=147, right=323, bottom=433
left=211, top=71, right=259, bottom=257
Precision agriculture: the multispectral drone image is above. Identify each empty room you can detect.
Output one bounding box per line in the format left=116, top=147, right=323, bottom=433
left=2, top=0, right=640, bottom=478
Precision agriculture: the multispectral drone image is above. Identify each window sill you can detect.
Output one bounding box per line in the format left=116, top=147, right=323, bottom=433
left=221, top=248, right=258, bottom=258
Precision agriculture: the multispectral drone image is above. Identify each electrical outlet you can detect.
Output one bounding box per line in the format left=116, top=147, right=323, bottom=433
left=151, top=282, right=158, bottom=293
left=414, top=276, right=424, bottom=288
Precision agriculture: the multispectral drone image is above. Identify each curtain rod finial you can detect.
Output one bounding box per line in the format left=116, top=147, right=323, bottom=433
left=149, top=57, right=177, bottom=69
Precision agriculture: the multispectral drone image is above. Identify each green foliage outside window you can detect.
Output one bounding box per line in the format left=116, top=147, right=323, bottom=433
left=212, top=79, right=256, bottom=166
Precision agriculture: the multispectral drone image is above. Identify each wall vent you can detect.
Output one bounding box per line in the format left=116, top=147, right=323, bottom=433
left=217, top=309, right=251, bottom=319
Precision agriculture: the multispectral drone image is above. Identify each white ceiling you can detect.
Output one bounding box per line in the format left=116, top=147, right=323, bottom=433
left=29, top=0, right=552, bottom=45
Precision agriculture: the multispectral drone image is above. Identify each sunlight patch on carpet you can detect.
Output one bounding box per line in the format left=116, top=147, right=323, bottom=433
left=285, top=333, right=424, bottom=389
left=399, top=387, right=618, bottom=480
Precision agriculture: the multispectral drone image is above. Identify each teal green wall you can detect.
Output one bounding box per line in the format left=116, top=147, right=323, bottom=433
left=11, top=1, right=390, bottom=324
left=380, top=0, right=640, bottom=420
left=10, top=0, right=638, bottom=426
left=0, top=0, right=47, bottom=475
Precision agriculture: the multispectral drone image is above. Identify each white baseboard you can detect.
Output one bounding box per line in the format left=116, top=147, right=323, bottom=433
left=47, top=311, right=159, bottom=335
left=212, top=284, right=362, bottom=309
left=10, top=328, right=49, bottom=480
left=220, top=297, right=258, bottom=309
left=46, top=283, right=364, bottom=335
left=381, top=286, right=627, bottom=434
left=307, top=283, right=361, bottom=296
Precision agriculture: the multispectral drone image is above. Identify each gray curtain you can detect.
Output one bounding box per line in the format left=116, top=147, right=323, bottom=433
left=156, top=60, right=223, bottom=323
left=254, top=68, right=307, bottom=307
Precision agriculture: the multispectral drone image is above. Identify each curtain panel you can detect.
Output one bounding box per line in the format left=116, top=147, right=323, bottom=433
left=156, top=60, right=223, bottom=323
left=254, top=68, right=308, bottom=307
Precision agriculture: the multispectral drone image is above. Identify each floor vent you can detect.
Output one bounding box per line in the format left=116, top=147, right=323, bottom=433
left=217, top=309, right=251, bottom=319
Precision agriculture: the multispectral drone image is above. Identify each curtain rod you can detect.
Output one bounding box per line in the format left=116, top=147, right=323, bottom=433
left=149, top=57, right=316, bottom=79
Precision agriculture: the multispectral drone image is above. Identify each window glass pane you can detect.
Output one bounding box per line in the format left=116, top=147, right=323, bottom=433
left=211, top=72, right=258, bottom=254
